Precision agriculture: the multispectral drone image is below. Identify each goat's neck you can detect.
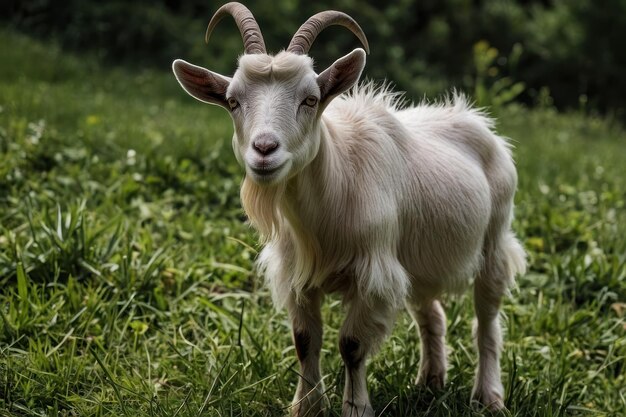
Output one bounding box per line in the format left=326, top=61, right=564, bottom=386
left=285, top=116, right=347, bottom=210
left=280, top=117, right=350, bottom=229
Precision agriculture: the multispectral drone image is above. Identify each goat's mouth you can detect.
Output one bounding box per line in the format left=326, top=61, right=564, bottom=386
left=247, top=161, right=288, bottom=183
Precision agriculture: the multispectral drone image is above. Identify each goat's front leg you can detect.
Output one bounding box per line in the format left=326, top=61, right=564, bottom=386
left=288, top=290, right=326, bottom=417
left=339, top=297, right=396, bottom=417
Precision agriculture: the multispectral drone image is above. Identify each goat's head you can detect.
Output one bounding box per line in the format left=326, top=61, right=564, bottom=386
left=172, top=2, right=369, bottom=185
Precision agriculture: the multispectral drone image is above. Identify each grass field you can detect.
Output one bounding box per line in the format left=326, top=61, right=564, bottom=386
left=1, top=30, right=625, bottom=416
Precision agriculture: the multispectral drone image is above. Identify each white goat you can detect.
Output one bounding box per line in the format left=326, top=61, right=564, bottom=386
left=173, top=3, right=526, bottom=416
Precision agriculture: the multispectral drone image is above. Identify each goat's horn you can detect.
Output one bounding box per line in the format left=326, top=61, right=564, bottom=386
left=287, top=11, right=369, bottom=55
left=205, top=2, right=266, bottom=54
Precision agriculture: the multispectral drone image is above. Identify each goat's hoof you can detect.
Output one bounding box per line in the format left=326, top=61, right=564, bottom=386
left=341, top=401, right=374, bottom=417
left=417, top=370, right=446, bottom=390
left=290, top=398, right=327, bottom=417
left=290, top=385, right=328, bottom=417
left=289, top=404, right=327, bottom=417
left=289, top=406, right=326, bottom=417
left=471, top=387, right=506, bottom=412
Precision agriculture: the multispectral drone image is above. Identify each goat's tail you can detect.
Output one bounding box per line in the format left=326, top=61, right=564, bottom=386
left=503, top=231, right=527, bottom=284
left=478, top=230, right=526, bottom=294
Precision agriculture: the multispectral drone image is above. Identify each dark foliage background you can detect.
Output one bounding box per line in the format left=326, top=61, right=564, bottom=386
left=2, top=0, right=625, bottom=117
left=1, top=3, right=625, bottom=416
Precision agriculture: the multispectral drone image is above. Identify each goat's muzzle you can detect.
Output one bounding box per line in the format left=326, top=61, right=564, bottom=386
left=253, top=134, right=280, bottom=156
left=245, top=133, right=290, bottom=184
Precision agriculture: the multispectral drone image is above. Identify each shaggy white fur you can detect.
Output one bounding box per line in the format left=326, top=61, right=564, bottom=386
left=174, top=46, right=526, bottom=416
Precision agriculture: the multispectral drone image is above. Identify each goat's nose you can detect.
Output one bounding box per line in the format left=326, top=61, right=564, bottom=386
left=252, top=134, right=279, bottom=156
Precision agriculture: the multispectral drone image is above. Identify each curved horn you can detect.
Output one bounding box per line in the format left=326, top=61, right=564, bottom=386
left=205, top=2, right=266, bottom=54
left=287, top=11, right=370, bottom=55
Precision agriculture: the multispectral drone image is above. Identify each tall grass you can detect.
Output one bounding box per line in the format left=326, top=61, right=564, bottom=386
left=1, top=31, right=624, bottom=416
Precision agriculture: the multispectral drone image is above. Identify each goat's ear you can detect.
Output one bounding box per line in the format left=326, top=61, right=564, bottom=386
left=317, top=48, right=366, bottom=106
left=172, top=59, right=231, bottom=109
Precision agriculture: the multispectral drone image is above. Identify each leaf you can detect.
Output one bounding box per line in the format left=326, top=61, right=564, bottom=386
left=56, top=203, right=63, bottom=242
left=527, top=237, right=544, bottom=251
left=129, top=320, right=149, bottom=335
left=17, top=262, right=28, bottom=300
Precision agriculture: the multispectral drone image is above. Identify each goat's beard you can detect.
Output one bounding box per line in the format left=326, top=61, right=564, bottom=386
left=240, top=177, right=286, bottom=241
left=241, top=174, right=323, bottom=304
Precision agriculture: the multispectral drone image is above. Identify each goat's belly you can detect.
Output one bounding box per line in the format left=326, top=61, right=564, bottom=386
left=400, top=239, right=484, bottom=299
left=313, top=217, right=485, bottom=303
left=398, top=203, right=490, bottom=298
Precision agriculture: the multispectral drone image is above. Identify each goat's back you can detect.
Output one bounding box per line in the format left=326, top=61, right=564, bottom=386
left=324, top=92, right=518, bottom=300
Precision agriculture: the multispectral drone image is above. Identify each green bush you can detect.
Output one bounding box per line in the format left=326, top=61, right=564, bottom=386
left=2, top=0, right=624, bottom=116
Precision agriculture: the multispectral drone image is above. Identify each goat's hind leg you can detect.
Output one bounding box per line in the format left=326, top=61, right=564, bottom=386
left=472, top=233, right=525, bottom=410
left=406, top=299, right=447, bottom=390
left=288, top=290, right=326, bottom=417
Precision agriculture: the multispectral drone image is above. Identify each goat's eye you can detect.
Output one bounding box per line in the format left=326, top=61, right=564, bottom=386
left=303, top=95, right=318, bottom=107
left=227, top=97, right=239, bottom=110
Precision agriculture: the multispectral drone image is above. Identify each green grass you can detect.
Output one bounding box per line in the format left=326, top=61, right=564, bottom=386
left=0, top=30, right=625, bottom=416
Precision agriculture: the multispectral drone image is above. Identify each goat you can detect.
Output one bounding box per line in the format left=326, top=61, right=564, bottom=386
left=172, top=3, right=526, bottom=416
